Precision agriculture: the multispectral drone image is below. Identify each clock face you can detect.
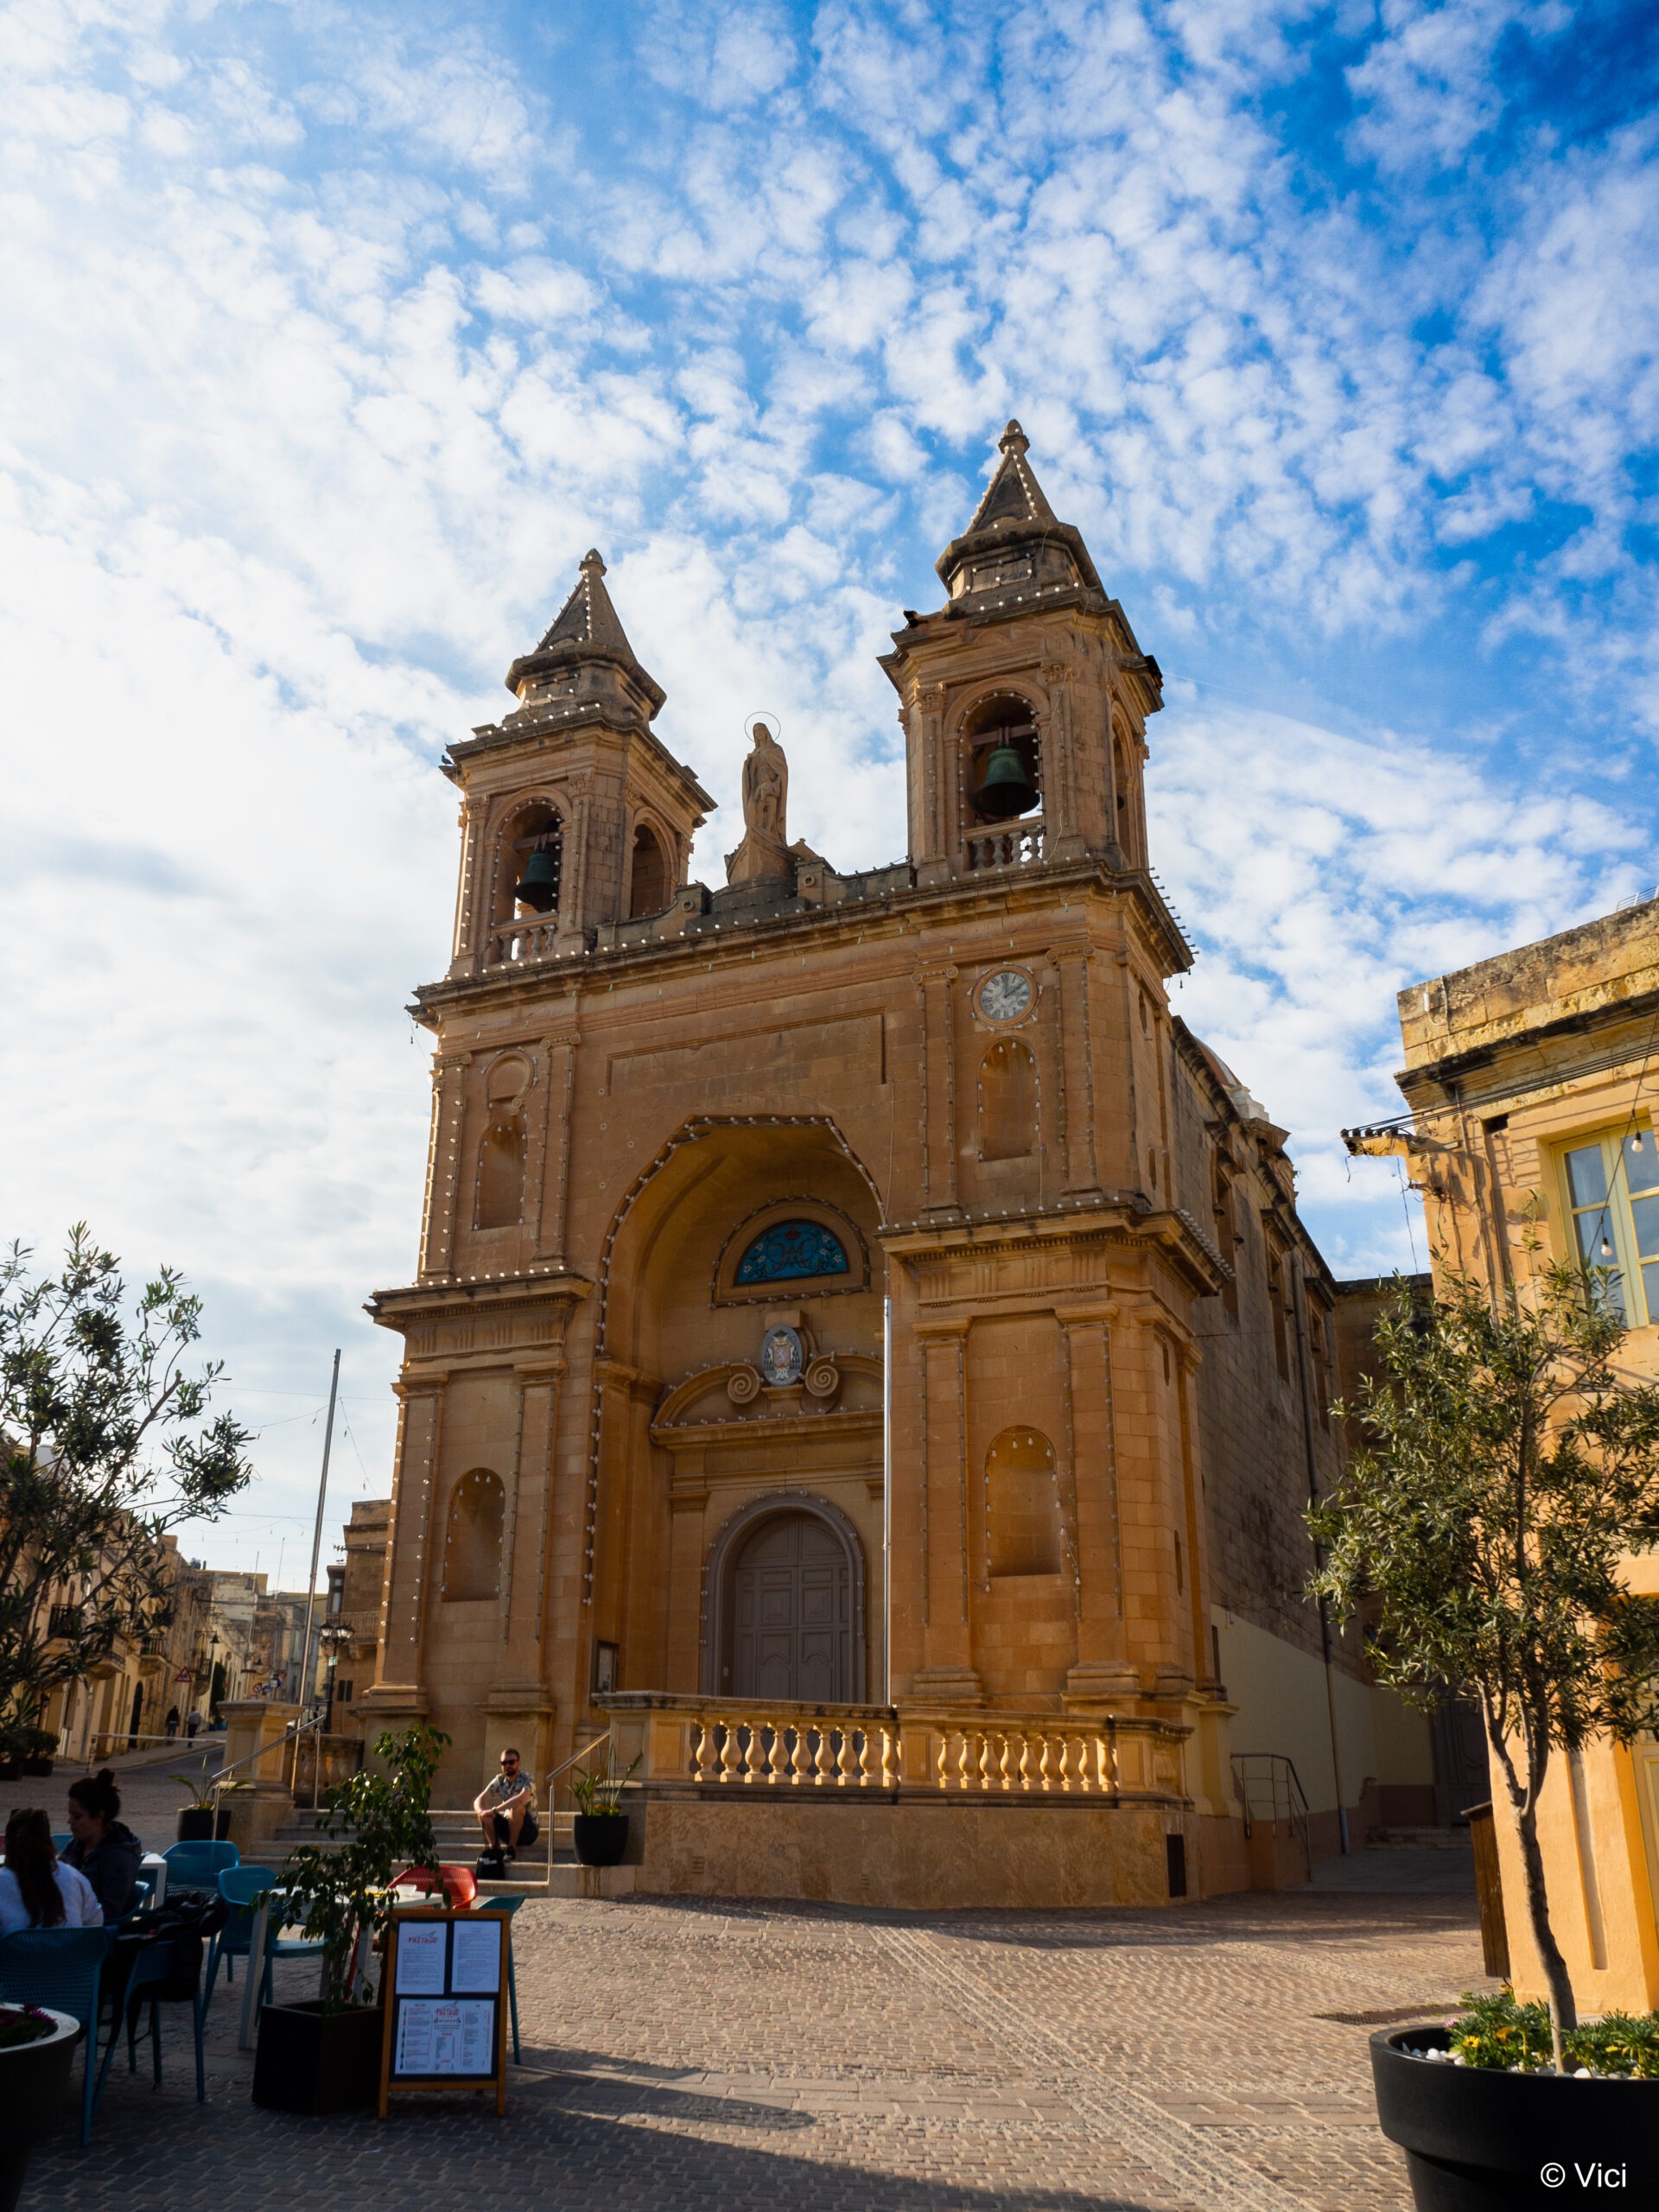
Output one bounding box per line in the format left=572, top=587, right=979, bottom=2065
left=979, top=969, right=1033, bottom=1023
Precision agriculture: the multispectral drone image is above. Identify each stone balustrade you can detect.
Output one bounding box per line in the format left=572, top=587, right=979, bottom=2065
left=599, top=1693, right=1190, bottom=1809
left=490, top=916, right=561, bottom=965
left=965, top=818, right=1045, bottom=872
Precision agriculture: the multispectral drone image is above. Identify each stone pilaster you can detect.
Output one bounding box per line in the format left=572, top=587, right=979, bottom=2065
left=418, top=1052, right=472, bottom=1281
left=918, top=963, right=960, bottom=1217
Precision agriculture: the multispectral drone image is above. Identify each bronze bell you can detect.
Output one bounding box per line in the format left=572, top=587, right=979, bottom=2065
left=975, top=742, right=1037, bottom=821
left=513, top=847, right=559, bottom=912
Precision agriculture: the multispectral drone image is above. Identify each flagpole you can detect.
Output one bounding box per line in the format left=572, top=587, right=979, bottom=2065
left=297, top=1351, right=340, bottom=1715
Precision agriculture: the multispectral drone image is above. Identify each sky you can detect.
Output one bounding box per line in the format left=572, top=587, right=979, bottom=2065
left=4, top=0, right=1658, bottom=1576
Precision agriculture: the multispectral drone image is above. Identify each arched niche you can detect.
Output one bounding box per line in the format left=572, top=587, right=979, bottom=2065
left=959, top=690, right=1042, bottom=827
left=700, top=1491, right=867, bottom=1700
left=986, top=1427, right=1062, bottom=1577
left=978, top=1038, right=1037, bottom=1161
left=628, top=820, right=671, bottom=918
left=442, top=1468, right=505, bottom=1600
left=475, top=1054, right=531, bottom=1230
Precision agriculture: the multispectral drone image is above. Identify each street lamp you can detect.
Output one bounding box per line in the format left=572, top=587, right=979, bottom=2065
left=319, top=1623, right=353, bottom=1733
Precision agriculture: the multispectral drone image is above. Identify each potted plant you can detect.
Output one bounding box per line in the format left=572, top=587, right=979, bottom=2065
left=252, top=1725, right=450, bottom=2114
left=1313, top=1268, right=1659, bottom=2207
left=0, top=2005, right=80, bottom=2212
left=172, top=1769, right=232, bottom=1840
left=570, top=1753, right=640, bottom=1866
left=19, top=1727, right=56, bottom=1779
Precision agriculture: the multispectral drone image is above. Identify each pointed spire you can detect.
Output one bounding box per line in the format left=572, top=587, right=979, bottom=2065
left=932, top=419, right=1102, bottom=607
left=535, top=549, right=638, bottom=658
left=505, top=547, right=664, bottom=718
left=963, top=421, right=1059, bottom=536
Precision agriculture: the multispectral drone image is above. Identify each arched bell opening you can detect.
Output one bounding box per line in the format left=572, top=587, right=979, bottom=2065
left=496, top=801, right=563, bottom=922
left=627, top=821, right=670, bottom=918
left=962, top=693, right=1040, bottom=825
left=702, top=1491, right=867, bottom=1702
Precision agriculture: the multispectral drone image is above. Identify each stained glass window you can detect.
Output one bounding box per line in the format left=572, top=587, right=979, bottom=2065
left=734, top=1220, right=850, bottom=1286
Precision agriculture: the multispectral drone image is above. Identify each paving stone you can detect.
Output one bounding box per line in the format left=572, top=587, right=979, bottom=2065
left=16, top=1883, right=1490, bottom=2212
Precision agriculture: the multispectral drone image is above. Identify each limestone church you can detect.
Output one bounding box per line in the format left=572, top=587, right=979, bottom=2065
left=361, top=425, right=1436, bottom=1904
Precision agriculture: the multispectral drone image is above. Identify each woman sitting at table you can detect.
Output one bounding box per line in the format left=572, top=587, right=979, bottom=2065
left=0, top=1807, right=102, bottom=1935
left=61, top=1769, right=144, bottom=1921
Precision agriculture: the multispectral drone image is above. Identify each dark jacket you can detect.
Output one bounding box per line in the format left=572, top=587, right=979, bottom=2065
left=64, top=1820, right=144, bottom=1920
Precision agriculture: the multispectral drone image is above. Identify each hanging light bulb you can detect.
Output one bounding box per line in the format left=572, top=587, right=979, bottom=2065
left=1634, top=1132, right=1646, bottom=1152
left=1600, top=1230, right=1615, bottom=1259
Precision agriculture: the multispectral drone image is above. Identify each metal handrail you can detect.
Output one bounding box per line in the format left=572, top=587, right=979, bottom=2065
left=1230, top=1751, right=1313, bottom=1877
left=208, top=1709, right=327, bottom=1789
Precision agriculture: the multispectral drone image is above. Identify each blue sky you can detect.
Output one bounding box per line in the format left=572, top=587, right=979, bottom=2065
left=4, top=0, right=1658, bottom=1572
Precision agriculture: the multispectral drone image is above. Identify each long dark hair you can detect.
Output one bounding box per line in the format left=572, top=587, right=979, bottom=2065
left=67, top=1768, right=121, bottom=1826
left=4, top=1808, right=66, bottom=1928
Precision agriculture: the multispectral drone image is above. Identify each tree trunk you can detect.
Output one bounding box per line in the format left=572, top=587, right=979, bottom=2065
left=1489, top=1715, right=1576, bottom=2065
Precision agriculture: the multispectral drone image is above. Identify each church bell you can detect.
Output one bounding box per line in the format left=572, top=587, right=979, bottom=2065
left=513, top=847, right=560, bottom=912
left=974, top=742, right=1038, bottom=822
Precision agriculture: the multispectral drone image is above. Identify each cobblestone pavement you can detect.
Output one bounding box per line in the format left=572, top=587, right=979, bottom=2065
left=14, top=1872, right=1490, bottom=2212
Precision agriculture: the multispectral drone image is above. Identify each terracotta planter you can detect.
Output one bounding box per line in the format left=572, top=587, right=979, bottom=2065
left=573, top=1813, right=629, bottom=1866
left=1371, top=2026, right=1659, bottom=2209
left=251, top=2000, right=385, bottom=2114
left=0, top=2009, right=81, bottom=2212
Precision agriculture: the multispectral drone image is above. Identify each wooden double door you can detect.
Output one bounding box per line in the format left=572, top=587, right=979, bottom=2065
left=730, top=1511, right=853, bottom=1703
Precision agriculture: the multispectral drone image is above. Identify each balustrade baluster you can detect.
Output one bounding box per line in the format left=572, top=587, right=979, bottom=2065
left=935, top=1731, right=950, bottom=1790
left=692, top=1720, right=713, bottom=1782
left=1017, top=1734, right=1032, bottom=1792
left=814, top=1727, right=835, bottom=1786
left=1038, top=1735, right=1053, bottom=1792
left=744, top=1722, right=767, bottom=1784
left=998, top=1735, right=1013, bottom=1791
left=791, top=1726, right=812, bottom=1786
left=1058, top=1736, right=1074, bottom=1792
left=977, top=1734, right=995, bottom=1791
left=856, top=1730, right=874, bottom=1788
left=957, top=1732, right=974, bottom=1791
left=719, top=1720, right=741, bottom=1783
left=768, top=1722, right=790, bottom=1786
left=837, top=1729, right=857, bottom=1787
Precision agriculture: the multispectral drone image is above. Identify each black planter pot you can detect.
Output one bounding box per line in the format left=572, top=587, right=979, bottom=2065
left=175, top=1806, right=233, bottom=1841
left=251, top=2001, right=385, bottom=2114
left=573, top=1812, right=629, bottom=1866
left=1372, top=2027, right=1659, bottom=2209
left=0, top=2010, right=82, bottom=2212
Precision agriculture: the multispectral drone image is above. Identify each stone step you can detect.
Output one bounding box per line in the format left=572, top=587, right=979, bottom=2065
left=1363, top=1826, right=1473, bottom=1851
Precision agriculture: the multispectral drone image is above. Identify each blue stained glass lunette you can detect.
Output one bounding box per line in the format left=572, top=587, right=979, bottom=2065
left=734, top=1221, right=850, bottom=1285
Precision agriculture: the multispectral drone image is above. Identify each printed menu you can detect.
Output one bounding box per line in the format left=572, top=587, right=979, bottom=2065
left=394, top=1998, right=494, bottom=2077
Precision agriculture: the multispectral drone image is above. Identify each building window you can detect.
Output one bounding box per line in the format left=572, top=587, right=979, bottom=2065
left=1562, top=1128, right=1659, bottom=1323
left=734, top=1220, right=849, bottom=1286
left=628, top=823, right=670, bottom=917
left=1263, top=1230, right=1291, bottom=1380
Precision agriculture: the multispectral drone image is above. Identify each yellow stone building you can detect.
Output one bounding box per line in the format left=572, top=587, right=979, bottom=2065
left=1357, top=899, right=1659, bottom=2007
left=364, top=424, right=1430, bottom=1905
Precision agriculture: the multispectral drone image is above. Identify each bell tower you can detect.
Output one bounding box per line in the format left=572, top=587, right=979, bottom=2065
left=880, top=422, right=1162, bottom=887
left=444, top=550, right=714, bottom=977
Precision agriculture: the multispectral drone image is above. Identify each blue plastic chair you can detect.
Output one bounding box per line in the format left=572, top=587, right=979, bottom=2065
left=123, top=1935, right=207, bottom=2103
left=119, top=1874, right=156, bottom=1923
left=205, top=1867, right=325, bottom=2017
left=51, top=1832, right=71, bottom=1853
left=0, top=1924, right=118, bottom=2145
left=204, top=1864, right=277, bottom=1997
left=162, top=1839, right=238, bottom=1893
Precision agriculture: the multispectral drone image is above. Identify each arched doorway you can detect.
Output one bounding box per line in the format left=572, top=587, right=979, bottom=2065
left=705, top=1494, right=865, bottom=1702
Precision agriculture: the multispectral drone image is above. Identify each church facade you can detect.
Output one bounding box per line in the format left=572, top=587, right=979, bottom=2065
left=362, top=426, right=1429, bottom=1903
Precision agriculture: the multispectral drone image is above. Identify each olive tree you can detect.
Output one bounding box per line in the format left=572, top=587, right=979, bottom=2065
left=1310, top=1264, right=1659, bottom=2068
left=0, top=1227, right=252, bottom=1761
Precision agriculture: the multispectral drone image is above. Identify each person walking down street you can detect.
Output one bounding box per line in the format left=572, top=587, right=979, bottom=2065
left=0, top=1808, right=102, bottom=1936
left=186, top=1711, right=200, bottom=1740
left=62, top=1769, right=143, bottom=1921
left=473, top=1748, right=537, bottom=1860
left=165, top=1706, right=180, bottom=1739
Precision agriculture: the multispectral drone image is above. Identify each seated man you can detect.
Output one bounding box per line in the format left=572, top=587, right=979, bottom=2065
left=474, top=1746, right=536, bottom=1859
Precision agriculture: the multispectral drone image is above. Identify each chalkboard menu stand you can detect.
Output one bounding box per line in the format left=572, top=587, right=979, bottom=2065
left=378, top=1906, right=511, bottom=2117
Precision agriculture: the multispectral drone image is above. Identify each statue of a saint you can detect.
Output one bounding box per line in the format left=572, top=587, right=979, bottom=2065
left=725, top=718, right=791, bottom=885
